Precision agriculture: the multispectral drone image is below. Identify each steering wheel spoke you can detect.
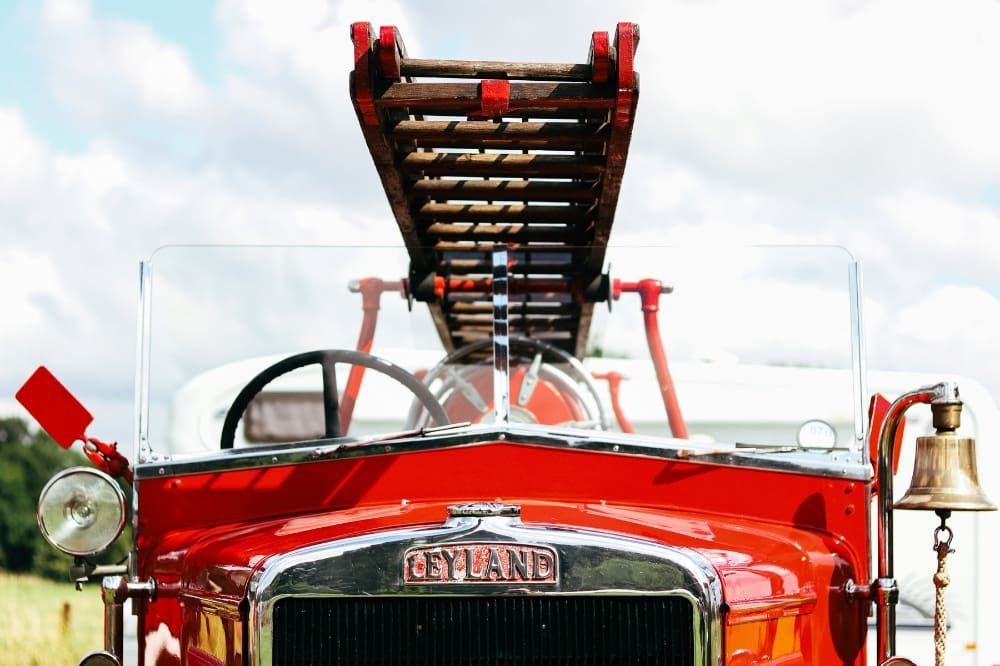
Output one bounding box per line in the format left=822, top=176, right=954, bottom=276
left=220, top=350, right=448, bottom=449
left=320, top=353, right=341, bottom=438
left=407, top=336, right=610, bottom=431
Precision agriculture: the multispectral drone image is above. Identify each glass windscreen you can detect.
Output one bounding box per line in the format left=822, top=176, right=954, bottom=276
left=138, top=245, right=863, bottom=461
left=589, top=245, right=861, bottom=452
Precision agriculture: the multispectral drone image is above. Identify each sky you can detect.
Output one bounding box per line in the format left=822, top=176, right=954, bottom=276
left=1, top=0, right=999, bottom=447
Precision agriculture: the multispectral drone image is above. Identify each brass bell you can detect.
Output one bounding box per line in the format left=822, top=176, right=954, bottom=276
left=895, top=402, right=997, bottom=512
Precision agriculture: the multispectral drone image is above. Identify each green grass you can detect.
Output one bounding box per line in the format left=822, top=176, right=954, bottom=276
left=0, top=572, right=104, bottom=665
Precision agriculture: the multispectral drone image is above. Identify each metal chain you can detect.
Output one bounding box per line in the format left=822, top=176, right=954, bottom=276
left=933, top=516, right=954, bottom=666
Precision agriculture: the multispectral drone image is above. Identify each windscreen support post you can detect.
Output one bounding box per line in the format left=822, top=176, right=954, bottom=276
left=492, top=246, right=510, bottom=426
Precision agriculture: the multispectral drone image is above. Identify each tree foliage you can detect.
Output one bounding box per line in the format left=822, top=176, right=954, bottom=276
left=0, top=417, right=130, bottom=579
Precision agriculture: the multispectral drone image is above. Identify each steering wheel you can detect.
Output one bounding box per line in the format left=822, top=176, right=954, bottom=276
left=406, top=336, right=611, bottom=430
left=220, top=349, right=449, bottom=449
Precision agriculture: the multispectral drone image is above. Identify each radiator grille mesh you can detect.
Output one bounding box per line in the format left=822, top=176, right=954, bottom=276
left=271, top=595, right=695, bottom=665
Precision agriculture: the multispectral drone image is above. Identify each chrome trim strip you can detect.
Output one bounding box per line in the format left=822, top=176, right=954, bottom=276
left=492, top=245, right=510, bottom=426
left=247, top=516, right=724, bottom=666
left=136, top=423, right=873, bottom=482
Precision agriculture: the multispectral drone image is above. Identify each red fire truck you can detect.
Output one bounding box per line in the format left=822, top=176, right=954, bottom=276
left=18, top=21, right=995, bottom=666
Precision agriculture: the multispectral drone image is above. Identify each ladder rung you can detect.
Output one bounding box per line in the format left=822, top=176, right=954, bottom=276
left=440, top=260, right=573, bottom=275
left=394, top=109, right=605, bottom=121
left=451, top=328, right=574, bottom=341
left=448, top=301, right=576, bottom=314
left=391, top=120, right=607, bottom=150
left=418, top=203, right=589, bottom=223
left=400, top=58, right=592, bottom=81
left=401, top=153, right=604, bottom=178
left=451, top=314, right=579, bottom=330
left=433, top=241, right=577, bottom=252
left=448, top=319, right=578, bottom=333
left=377, top=82, right=614, bottom=110
left=411, top=179, right=598, bottom=203
left=424, top=223, right=582, bottom=243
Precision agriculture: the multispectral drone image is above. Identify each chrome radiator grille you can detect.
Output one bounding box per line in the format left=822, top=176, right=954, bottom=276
left=271, top=595, right=694, bottom=665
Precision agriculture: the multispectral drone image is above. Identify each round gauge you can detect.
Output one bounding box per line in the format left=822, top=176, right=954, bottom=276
left=796, top=419, right=838, bottom=450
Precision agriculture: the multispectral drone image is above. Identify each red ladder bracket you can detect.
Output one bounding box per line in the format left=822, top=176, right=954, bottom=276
left=476, top=80, right=511, bottom=119
left=377, top=25, right=406, bottom=81
left=351, top=22, right=379, bottom=125
left=612, top=22, right=639, bottom=128
left=587, top=22, right=639, bottom=274
left=589, top=31, right=610, bottom=83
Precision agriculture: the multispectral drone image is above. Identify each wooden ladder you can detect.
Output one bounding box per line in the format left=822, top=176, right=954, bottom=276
left=350, top=23, right=640, bottom=358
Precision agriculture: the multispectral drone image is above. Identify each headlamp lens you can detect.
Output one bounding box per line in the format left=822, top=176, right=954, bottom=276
left=37, top=467, right=126, bottom=557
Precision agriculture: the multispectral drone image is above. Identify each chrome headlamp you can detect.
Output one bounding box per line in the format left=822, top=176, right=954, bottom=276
left=37, top=467, right=126, bottom=557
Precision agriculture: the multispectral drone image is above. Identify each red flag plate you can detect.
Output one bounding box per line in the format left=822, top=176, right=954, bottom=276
left=15, top=366, right=93, bottom=448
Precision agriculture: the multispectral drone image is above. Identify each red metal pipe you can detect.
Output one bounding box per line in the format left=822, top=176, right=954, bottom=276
left=340, top=278, right=405, bottom=432
left=613, top=278, right=688, bottom=439
left=591, top=371, right=635, bottom=434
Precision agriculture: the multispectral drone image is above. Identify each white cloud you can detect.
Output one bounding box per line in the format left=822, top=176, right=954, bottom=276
left=218, top=0, right=418, bottom=83
left=877, top=192, right=1000, bottom=284
left=41, top=0, right=88, bottom=25
left=614, top=151, right=805, bottom=246
left=873, top=286, right=1000, bottom=386
left=0, top=109, right=49, bottom=201
left=0, top=249, right=76, bottom=338
left=635, top=0, right=1000, bottom=201
left=2, top=0, right=1000, bottom=447
left=41, top=0, right=209, bottom=125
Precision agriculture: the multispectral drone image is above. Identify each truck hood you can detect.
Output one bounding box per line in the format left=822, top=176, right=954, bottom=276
left=149, top=499, right=847, bottom=622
